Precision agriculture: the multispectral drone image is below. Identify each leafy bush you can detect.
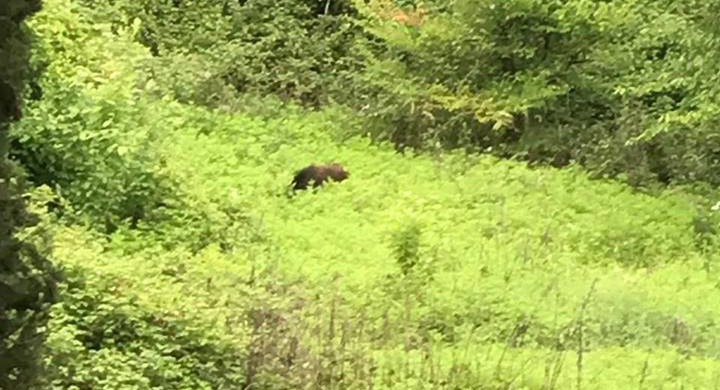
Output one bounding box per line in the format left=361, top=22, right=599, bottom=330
left=43, top=0, right=720, bottom=189
left=0, top=167, right=62, bottom=390
left=1, top=1, right=61, bottom=388
left=75, top=0, right=366, bottom=108
left=43, top=264, right=246, bottom=390
left=46, top=223, right=380, bottom=390
left=353, top=0, right=720, bottom=187
left=10, top=0, right=181, bottom=232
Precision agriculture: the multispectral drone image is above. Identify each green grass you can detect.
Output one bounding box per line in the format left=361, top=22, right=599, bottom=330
left=24, top=2, right=720, bottom=387
left=42, top=102, right=720, bottom=389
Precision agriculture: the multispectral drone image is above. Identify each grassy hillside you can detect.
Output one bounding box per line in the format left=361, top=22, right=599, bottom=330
left=13, top=0, right=720, bottom=388
left=38, top=103, right=720, bottom=389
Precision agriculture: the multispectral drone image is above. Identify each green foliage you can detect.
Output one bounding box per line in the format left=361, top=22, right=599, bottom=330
left=143, top=102, right=720, bottom=386
left=0, top=167, right=61, bottom=390
left=390, top=222, right=423, bottom=275
left=352, top=0, right=583, bottom=149
left=41, top=101, right=720, bottom=387
left=76, top=0, right=366, bottom=108
left=354, top=0, right=720, bottom=187
left=35, top=0, right=720, bottom=188
left=1, top=0, right=61, bottom=389
left=43, top=263, right=246, bottom=390
left=46, top=223, right=381, bottom=390
left=15, top=0, right=720, bottom=388
left=216, top=0, right=363, bottom=107
left=10, top=0, right=181, bottom=232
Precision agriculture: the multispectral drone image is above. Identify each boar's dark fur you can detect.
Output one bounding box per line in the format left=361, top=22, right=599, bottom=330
left=291, top=163, right=349, bottom=191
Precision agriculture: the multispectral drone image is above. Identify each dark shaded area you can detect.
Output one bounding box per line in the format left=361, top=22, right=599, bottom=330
left=1, top=1, right=62, bottom=388
left=0, top=81, right=21, bottom=122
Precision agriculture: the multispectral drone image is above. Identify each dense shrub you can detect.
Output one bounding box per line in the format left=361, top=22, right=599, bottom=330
left=1, top=1, right=62, bottom=388
left=353, top=0, right=720, bottom=187
left=43, top=264, right=246, bottom=390
left=74, top=0, right=366, bottom=109
left=0, top=166, right=61, bottom=390
left=10, top=0, right=181, bottom=233
left=43, top=0, right=720, bottom=189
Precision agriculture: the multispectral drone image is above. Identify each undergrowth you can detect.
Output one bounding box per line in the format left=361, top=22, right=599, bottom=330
left=36, top=104, right=720, bottom=389
left=17, top=0, right=720, bottom=388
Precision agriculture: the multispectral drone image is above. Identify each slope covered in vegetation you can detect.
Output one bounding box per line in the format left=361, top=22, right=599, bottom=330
left=6, top=0, right=720, bottom=388
left=41, top=99, right=720, bottom=389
